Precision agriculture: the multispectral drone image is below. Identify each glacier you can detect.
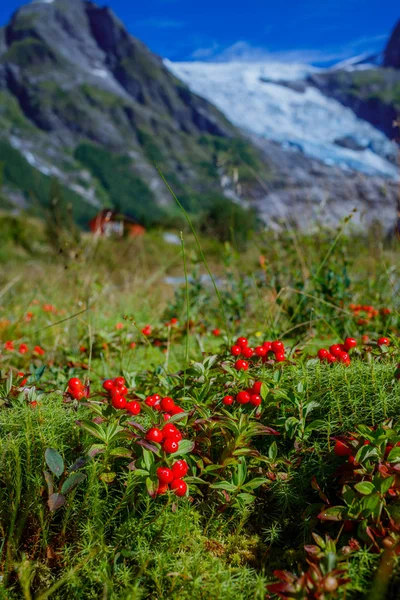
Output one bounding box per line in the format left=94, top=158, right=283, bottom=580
left=165, top=60, right=398, bottom=179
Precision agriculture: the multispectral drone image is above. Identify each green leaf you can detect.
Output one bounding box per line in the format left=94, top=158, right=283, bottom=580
left=354, top=481, right=375, bottom=495
left=61, top=473, right=86, bottom=495
left=34, top=366, right=46, bottom=382
left=6, top=370, right=13, bottom=395
left=379, top=476, right=394, bottom=494
left=185, top=476, right=206, bottom=485
left=387, top=447, right=400, bottom=464
left=210, top=481, right=238, bottom=492
left=109, top=447, right=132, bottom=458
left=78, top=420, right=107, bottom=442
left=243, top=477, right=268, bottom=491
left=268, top=441, right=278, bottom=461
left=260, top=383, right=269, bottom=400
left=45, top=448, right=64, bottom=477
left=318, top=506, right=344, bottom=521
left=143, top=449, right=155, bottom=471
left=176, top=440, right=195, bottom=456
left=305, top=420, right=326, bottom=434
left=48, top=493, right=65, bottom=511
left=236, top=492, right=256, bottom=504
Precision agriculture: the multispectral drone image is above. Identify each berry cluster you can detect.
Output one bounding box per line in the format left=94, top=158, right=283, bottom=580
left=317, top=337, right=357, bottom=365
left=4, top=341, right=45, bottom=356
left=156, top=459, right=189, bottom=496
left=223, top=380, right=263, bottom=407
left=146, top=422, right=183, bottom=454
left=145, top=394, right=184, bottom=419
left=232, top=337, right=286, bottom=370
left=349, top=303, right=391, bottom=326
left=103, top=377, right=141, bottom=414
left=141, top=325, right=152, bottom=336
left=67, top=377, right=88, bottom=401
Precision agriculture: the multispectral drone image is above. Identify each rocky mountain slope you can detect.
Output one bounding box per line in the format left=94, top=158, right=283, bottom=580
left=0, top=0, right=399, bottom=231
left=0, top=0, right=261, bottom=226
left=307, top=21, right=400, bottom=142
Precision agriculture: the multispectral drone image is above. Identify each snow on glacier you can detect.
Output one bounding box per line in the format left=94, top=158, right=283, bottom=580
left=165, top=60, right=398, bottom=179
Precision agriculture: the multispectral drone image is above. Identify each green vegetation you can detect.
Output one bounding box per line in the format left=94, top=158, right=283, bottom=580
left=74, top=143, right=161, bottom=225
left=0, top=215, right=399, bottom=599
left=0, top=140, right=98, bottom=226
left=3, top=37, right=58, bottom=69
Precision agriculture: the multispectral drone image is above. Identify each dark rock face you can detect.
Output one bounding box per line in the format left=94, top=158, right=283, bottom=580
left=0, top=0, right=234, bottom=144
left=384, top=20, right=400, bottom=69
left=307, top=69, right=400, bottom=141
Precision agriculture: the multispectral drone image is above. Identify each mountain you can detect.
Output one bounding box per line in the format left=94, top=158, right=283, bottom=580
left=0, top=0, right=399, bottom=231
left=0, top=0, right=261, bottom=226
left=384, top=20, right=400, bottom=68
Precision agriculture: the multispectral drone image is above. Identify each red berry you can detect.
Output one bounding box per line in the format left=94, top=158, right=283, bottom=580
left=271, top=341, right=284, bottom=353
left=334, top=440, right=352, bottom=457
left=163, top=413, right=171, bottom=421
left=162, top=423, right=182, bottom=440
left=154, top=400, right=162, bottom=412
left=156, top=467, right=174, bottom=484
left=338, top=352, right=351, bottom=365
left=378, top=337, right=390, bottom=346
left=254, top=346, right=267, bottom=357
left=275, top=352, right=285, bottom=362
left=236, top=337, right=248, bottom=347
left=172, top=460, right=189, bottom=478
left=157, top=483, right=169, bottom=495
left=73, top=390, right=85, bottom=401
left=235, top=359, right=249, bottom=371
left=161, top=397, right=175, bottom=412
left=112, top=394, right=127, bottom=409
left=250, top=394, right=262, bottom=407
left=231, top=345, right=242, bottom=356
left=263, top=342, right=272, bottom=352
left=126, top=401, right=141, bottom=415
left=118, top=385, right=129, bottom=396
left=163, top=438, right=179, bottom=454
left=146, top=428, right=164, bottom=443
left=170, top=478, right=187, bottom=497
left=317, top=349, right=329, bottom=360
left=212, top=328, right=221, bottom=336
left=69, top=378, right=82, bottom=390
left=223, top=395, right=234, bottom=405
left=329, top=345, right=342, bottom=357
left=344, top=337, right=357, bottom=351
left=252, top=381, right=263, bottom=394
left=242, top=346, right=254, bottom=358
left=327, top=353, right=337, bottom=364
left=114, top=377, right=125, bottom=387
left=237, top=391, right=251, bottom=404
left=145, top=395, right=157, bottom=407
left=102, top=379, right=114, bottom=391
left=170, top=405, right=185, bottom=415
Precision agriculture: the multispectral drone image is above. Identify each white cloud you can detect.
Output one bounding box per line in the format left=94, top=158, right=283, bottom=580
left=189, top=33, right=389, bottom=65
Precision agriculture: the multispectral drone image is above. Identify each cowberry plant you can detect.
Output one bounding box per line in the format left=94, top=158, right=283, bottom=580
left=0, top=221, right=399, bottom=599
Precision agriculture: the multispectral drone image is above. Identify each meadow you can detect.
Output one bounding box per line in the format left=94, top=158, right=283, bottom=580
left=0, top=212, right=399, bottom=599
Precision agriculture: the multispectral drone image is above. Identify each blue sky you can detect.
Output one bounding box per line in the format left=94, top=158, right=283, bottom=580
left=1, top=0, right=399, bottom=65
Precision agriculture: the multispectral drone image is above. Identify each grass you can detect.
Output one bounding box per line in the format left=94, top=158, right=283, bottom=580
left=0, top=215, right=399, bottom=599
